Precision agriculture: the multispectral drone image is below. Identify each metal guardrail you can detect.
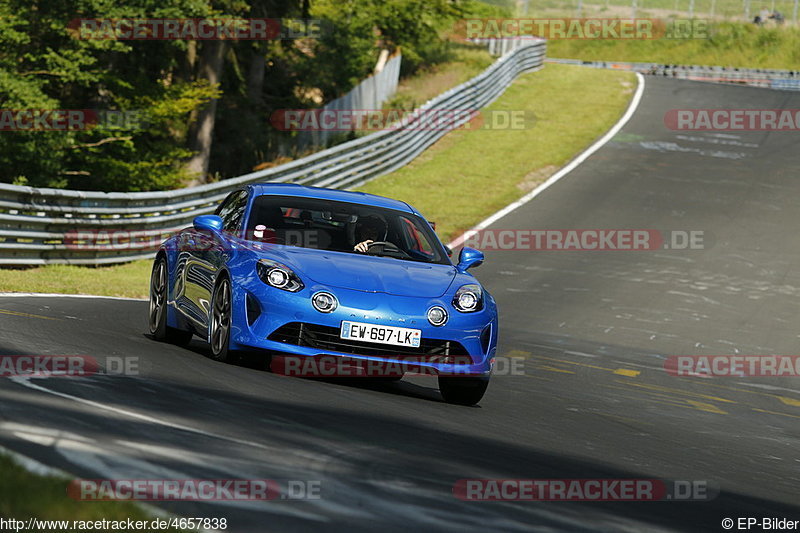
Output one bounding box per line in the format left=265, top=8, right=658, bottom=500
left=546, top=57, right=800, bottom=91
left=0, top=39, right=546, bottom=265
left=470, top=38, right=532, bottom=57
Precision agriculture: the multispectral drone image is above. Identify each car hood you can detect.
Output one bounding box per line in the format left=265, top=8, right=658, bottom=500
left=259, top=246, right=457, bottom=298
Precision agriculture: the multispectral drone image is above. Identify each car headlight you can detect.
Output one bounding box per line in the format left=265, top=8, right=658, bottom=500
left=452, top=284, right=483, bottom=313
left=312, top=291, right=338, bottom=313
left=427, top=305, right=448, bottom=326
left=257, top=259, right=304, bottom=292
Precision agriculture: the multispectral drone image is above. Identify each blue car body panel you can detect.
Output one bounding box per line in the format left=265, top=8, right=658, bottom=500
left=158, top=183, right=498, bottom=376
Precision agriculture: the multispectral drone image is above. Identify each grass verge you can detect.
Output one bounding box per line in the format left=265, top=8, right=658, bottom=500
left=0, top=453, right=184, bottom=530
left=547, top=22, right=800, bottom=70
left=358, top=63, right=636, bottom=243
left=0, top=63, right=635, bottom=297
left=0, top=261, right=151, bottom=299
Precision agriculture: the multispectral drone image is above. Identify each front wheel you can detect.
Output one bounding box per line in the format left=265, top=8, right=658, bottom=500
left=368, top=374, right=404, bottom=383
left=438, top=376, right=489, bottom=406
left=209, top=276, right=234, bottom=362
left=149, top=257, right=193, bottom=346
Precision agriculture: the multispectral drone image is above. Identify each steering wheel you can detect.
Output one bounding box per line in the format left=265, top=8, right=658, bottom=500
left=366, top=241, right=411, bottom=259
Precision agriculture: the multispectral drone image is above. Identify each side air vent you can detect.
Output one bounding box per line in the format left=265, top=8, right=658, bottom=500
left=246, top=292, right=261, bottom=326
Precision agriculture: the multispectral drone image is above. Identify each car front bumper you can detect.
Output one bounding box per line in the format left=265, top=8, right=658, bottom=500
left=229, top=276, right=498, bottom=377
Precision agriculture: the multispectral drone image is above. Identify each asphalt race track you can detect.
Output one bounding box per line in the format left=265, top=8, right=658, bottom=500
left=2, top=77, right=800, bottom=532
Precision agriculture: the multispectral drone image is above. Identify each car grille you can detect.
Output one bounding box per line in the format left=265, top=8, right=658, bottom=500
left=268, top=322, right=471, bottom=364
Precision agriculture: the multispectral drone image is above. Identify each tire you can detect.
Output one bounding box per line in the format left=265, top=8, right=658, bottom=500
left=149, top=257, right=193, bottom=346
left=368, top=375, right=404, bottom=383
left=209, top=275, right=234, bottom=362
left=438, top=376, right=489, bottom=406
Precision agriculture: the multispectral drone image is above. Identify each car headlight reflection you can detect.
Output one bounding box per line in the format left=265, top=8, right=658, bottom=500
left=257, top=259, right=304, bottom=292
left=453, top=284, right=483, bottom=313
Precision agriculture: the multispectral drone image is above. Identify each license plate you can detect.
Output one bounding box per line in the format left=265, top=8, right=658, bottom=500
left=340, top=321, right=421, bottom=348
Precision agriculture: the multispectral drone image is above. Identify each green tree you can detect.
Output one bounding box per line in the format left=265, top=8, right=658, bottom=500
left=0, top=0, right=219, bottom=190
left=0, top=0, right=494, bottom=191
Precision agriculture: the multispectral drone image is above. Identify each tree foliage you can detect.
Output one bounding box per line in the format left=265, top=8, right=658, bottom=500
left=0, top=0, right=499, bottom=191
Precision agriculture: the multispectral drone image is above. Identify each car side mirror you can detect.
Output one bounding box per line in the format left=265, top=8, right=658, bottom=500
left=193, top=215, right=223, bottom=232
left=457, top=247, right=484, bottom=272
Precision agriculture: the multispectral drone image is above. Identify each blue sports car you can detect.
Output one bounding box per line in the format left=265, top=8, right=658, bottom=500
left=148, top=183, right=498, bottom=405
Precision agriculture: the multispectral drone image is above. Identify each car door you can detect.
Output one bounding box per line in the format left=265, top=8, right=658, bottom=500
left=179, top=190, right=248, bottom=329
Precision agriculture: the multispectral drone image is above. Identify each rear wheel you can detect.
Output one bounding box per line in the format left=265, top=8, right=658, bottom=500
left=149, top=257, right=193, bottom=346
left=209, top=276, right=234, bottom=362
left=438, top=376, right=489, bottom=406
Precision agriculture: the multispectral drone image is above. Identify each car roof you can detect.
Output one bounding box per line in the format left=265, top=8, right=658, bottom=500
left=247, top=183, right=416, bottom=214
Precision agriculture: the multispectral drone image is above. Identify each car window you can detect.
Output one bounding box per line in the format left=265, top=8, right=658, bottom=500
left=215, top=191, right=238, bottom=217
left=216, top=190, right=248, bottom=233
left=245, top=195, right=449, bottom=265
left=400, top=216, right=435, bottom=257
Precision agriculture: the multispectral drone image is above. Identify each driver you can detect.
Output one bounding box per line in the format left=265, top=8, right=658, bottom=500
left=353, top=214, right=388, bottom=253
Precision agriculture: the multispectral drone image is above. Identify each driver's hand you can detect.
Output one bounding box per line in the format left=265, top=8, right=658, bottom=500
left=354, top=240, right=373, bottom=253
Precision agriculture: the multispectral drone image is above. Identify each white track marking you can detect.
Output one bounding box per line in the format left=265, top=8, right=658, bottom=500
left=9, top=376, right=275, bottom=451
left=0, top=440, right=188, bottom=528
left=0, top=439, right=66, bottom=476
left=449, top=72, right=646, bottom=249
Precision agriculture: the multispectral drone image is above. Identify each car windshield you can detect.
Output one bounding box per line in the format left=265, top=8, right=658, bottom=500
left=245, top=195, right=449, bottom=265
